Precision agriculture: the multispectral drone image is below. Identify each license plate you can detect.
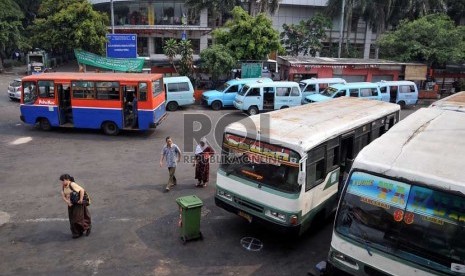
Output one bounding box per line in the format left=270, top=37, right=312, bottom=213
left=238, top=211, right=252, bottom=223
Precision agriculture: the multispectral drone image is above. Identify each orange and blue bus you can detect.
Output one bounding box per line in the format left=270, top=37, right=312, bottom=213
left=20, top=72, right=167, bottom=135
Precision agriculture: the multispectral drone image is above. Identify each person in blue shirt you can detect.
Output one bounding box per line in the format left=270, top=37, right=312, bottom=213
left=160, top=137, right=182, bottom=192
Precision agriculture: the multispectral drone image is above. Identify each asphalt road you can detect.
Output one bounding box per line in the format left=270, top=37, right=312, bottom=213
left=0, top=67, right=422, bottom=276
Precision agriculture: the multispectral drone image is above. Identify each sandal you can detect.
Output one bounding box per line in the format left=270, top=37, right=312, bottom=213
left=195, top=181, right=202, bottom=187
left=202, top=182, right=208, bottom=187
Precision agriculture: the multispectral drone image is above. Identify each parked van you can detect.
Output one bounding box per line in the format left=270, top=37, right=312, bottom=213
left=202, top=78, right=273, bottom=110
left=305, top=82, right=381, bottom=103
left=234, top=81, right=301, bottom=115
left=163, top=76, right=194, bottom=111
left=377, top=80, right=418, bottom=108
left=299, top=78, right=346, bottom=103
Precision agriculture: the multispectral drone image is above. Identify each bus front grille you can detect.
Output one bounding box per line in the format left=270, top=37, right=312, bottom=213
left=234, top=197, right=264, bottom=213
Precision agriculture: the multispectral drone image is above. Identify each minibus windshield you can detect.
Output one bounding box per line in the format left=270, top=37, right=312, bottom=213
left=238, top=85, right=250, bottom=96
left=321, top=87, right=339, bottom=97
left=220, top=133, right=301, bottom=193
left=335, top=171, right=465, bottom=275
left=217, top=82, right=230, bottom=92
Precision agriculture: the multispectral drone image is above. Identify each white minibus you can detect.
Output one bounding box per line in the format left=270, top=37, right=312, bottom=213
left=233, top=81, right=301, bottom=115
left=163, top=76, right=195, bottom=111
left=216, top=97, right=400, bottom=235
left=377, top=80, right=419, bottom=108
left=299, top=78, right=346, bottom=103
left=327, top=107, right=465, bottom=276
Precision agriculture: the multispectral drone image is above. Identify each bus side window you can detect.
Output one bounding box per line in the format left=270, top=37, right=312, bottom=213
left=349, top=89, right=359, bottom=97
left=290, top=87, right=300, bottom=96
left=354, top=124, right=370, bottom=155
left=371, top=119, right=384, bottom=141
left=247, top=88, right=260, bottom=97
left=38, top=81, right=55, bottom=98
left=326, top=137, right=340, bottom=171
left=306, top=145, right=326, bottom=191
left=139, top=82, right=147, bottom=101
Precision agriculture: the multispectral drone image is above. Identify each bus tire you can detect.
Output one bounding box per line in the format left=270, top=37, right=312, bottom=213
left=248, top=106, right=259, bottom=116
left=102, top=121, right=119, bottom=136
left=166, top=101, right=178, bottom=111
left=281, top=106, right=289, bottom=109
left=398, top=101, right=406, bottom=109
left=38, top=118, right=51, bottom=131
left=211, top=101, right=222, bottom=110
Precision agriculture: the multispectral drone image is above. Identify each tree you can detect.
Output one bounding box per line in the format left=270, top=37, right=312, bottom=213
left=163, top=39, right=195, bottom=77
left=446, top=0, right=465, bottom=25
left=0, top=0, right=24, bottom=68
left=163, top=38, right=178, bottom=73
left=200, top=45, right=236, bottom=84
left=377, top=14, right=465, bottom=66
left=247, top=0, right=281, bottom=16
left=28, top=0, right=108, bottom=55
left=185, top=0, right=239, bottom=27
left=213, top=7, right=283, bottom=61
left=280, top=13, right=332, bottom=56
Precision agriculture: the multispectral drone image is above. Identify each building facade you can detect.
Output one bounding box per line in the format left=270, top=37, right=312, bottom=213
left=90, top=0, right=378, bottom=63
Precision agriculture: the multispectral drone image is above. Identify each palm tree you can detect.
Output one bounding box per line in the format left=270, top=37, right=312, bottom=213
left=185, top=0, right=239, bottom=27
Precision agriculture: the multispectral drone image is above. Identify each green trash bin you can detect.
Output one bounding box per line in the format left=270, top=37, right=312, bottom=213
left=176, top=195, right=203, bottom=243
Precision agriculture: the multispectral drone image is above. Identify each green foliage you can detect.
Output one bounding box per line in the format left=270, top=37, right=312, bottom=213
left=163, top=39, right=195, bottom=78
left=200, top=45, right=236, bottom=82
left=0, top=0, right=24, bottom=64
left=213, top=6, right=282, bottom=60
left=280, top=13, right=332, bottom=56
left=377, top=14, right=465, bottom=66
left=29, top=0, right=108, bottom=55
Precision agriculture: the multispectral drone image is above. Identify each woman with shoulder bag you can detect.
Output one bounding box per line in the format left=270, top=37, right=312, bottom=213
left=60, top=174, right=91, bottom=239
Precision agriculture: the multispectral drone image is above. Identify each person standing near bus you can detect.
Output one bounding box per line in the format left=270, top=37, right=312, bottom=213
left=160, top=137, right=182, bottom=192
left=60, top=174, right=91, bottom=239
left=193, top=137, right=215, bottom=187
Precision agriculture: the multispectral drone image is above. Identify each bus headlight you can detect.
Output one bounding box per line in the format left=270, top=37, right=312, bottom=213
left=218, top=189, right=233, bottom=201
left=236, top=100, right=242, bottom=104
left=265, top=210, right=286, bottom=222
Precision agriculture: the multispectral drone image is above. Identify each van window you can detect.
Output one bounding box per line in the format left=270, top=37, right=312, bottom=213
left=379, top=86, right=387, bottom=94
left=226, top=85, right=239, bottom=93
left=72, top=81, right=95, bottom=99
left=96, top=82, right=119, bottom=100
left=349, top=89, right=359, bottom=97
left=290, top=87, right=300, bottom=96
left=334, top=90, right=346, bottom=98
left=360, top=88, right=378, bottom=97
left=138, top=82, right=147, bottom=101
left=38, top=81, right=55, bottom=98
left=264, top=87, right=275, bottom=93
left=399, top=85, right=415, bottom=93
left=276, top=87, right=291, bottom=96
left=247, top=88, right=260, bottom=97
left=167, top=82, right=189, bottom=92
left=303, top=84, right=316, bottom=92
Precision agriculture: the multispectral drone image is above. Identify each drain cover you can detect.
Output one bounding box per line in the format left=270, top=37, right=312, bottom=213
left=240, top=237, right=263, bottom=251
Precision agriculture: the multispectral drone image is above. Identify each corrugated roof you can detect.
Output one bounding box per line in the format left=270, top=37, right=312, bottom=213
left=277, top=56, right=424, bottom=66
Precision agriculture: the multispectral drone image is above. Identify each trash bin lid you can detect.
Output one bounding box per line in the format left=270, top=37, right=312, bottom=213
left=176, top=195, right=203, bottom=209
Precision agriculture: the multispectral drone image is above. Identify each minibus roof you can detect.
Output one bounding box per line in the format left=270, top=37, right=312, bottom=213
left=226, top=78, right=273, bottom=85
left=331, top=82, right=378, bottom=89
left=353, top=108, right=465, bottom=193
left=163, top=76, right=191, bottom=83
left=225, top=97, right=399, bottom=155
left=243, top=81, right=299, bottom=88
left=429, top=91, right=465, bottom=112
left=21, top=72, right=163, bottom=82
left=299, top=78, right=346, bottom=84
left=377, top=80, right=417, bottom=86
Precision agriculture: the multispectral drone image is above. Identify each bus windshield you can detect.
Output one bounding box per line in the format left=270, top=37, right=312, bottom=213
left=238, top=85, right=250, bottom=96
left=321, top=87, right=339, bottom=97
left=220, top=133, right=301, bottom=193
left=335, top=171, right=465, bottom=275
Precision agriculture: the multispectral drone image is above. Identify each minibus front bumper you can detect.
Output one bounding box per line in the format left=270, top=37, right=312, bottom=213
left=214, top=196, right=301, bottom=235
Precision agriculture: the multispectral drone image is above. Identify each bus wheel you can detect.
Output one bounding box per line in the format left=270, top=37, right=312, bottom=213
left=398, top=101, right=406, bottom=109
left=281, top=106, right=289, bottom=109
left=211, top=101, right=222, bottom=110
left=102, top=121, right=119, bottom=136
left=38, top=118, right=51, bottom=131
left=248, top=106, right=259, bottom=116
left=167, top=101, right=178, bottom=111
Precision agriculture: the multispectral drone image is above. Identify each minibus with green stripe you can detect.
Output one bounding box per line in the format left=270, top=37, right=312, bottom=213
left=215, top=97, right=400, bottom=235
left=326, top=107, right=465, bottom=275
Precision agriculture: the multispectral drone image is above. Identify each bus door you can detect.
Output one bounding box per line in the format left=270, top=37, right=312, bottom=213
left=57, top=84, right=72, bottom=125
left=339, top=132, right=355, bottom=191
left=244, top=87, right=263, bottom=111
left=122, top=85, right=138, bottom=128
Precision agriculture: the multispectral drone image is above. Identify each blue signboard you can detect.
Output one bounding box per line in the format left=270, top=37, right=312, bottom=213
left=106, top=34, right=137, bottom=58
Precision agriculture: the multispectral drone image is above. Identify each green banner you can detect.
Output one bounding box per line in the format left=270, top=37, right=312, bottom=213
left=241, top=62, right=262, bottom=78
left=74, top=49, right=144, bottom=72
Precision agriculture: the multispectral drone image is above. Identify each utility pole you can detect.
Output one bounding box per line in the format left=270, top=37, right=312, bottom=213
left=110, top=0, right=115, bottom=34
left=338, top=0, right=345, bottom=58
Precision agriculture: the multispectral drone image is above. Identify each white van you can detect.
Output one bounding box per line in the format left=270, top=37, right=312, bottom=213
left=377, top=80, right=418, bottom=108
left=163, top=76, right=195, bottom=111
left=299, top=78, right=346, bottom=103
left=233, top=81, right=301, bottom=115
